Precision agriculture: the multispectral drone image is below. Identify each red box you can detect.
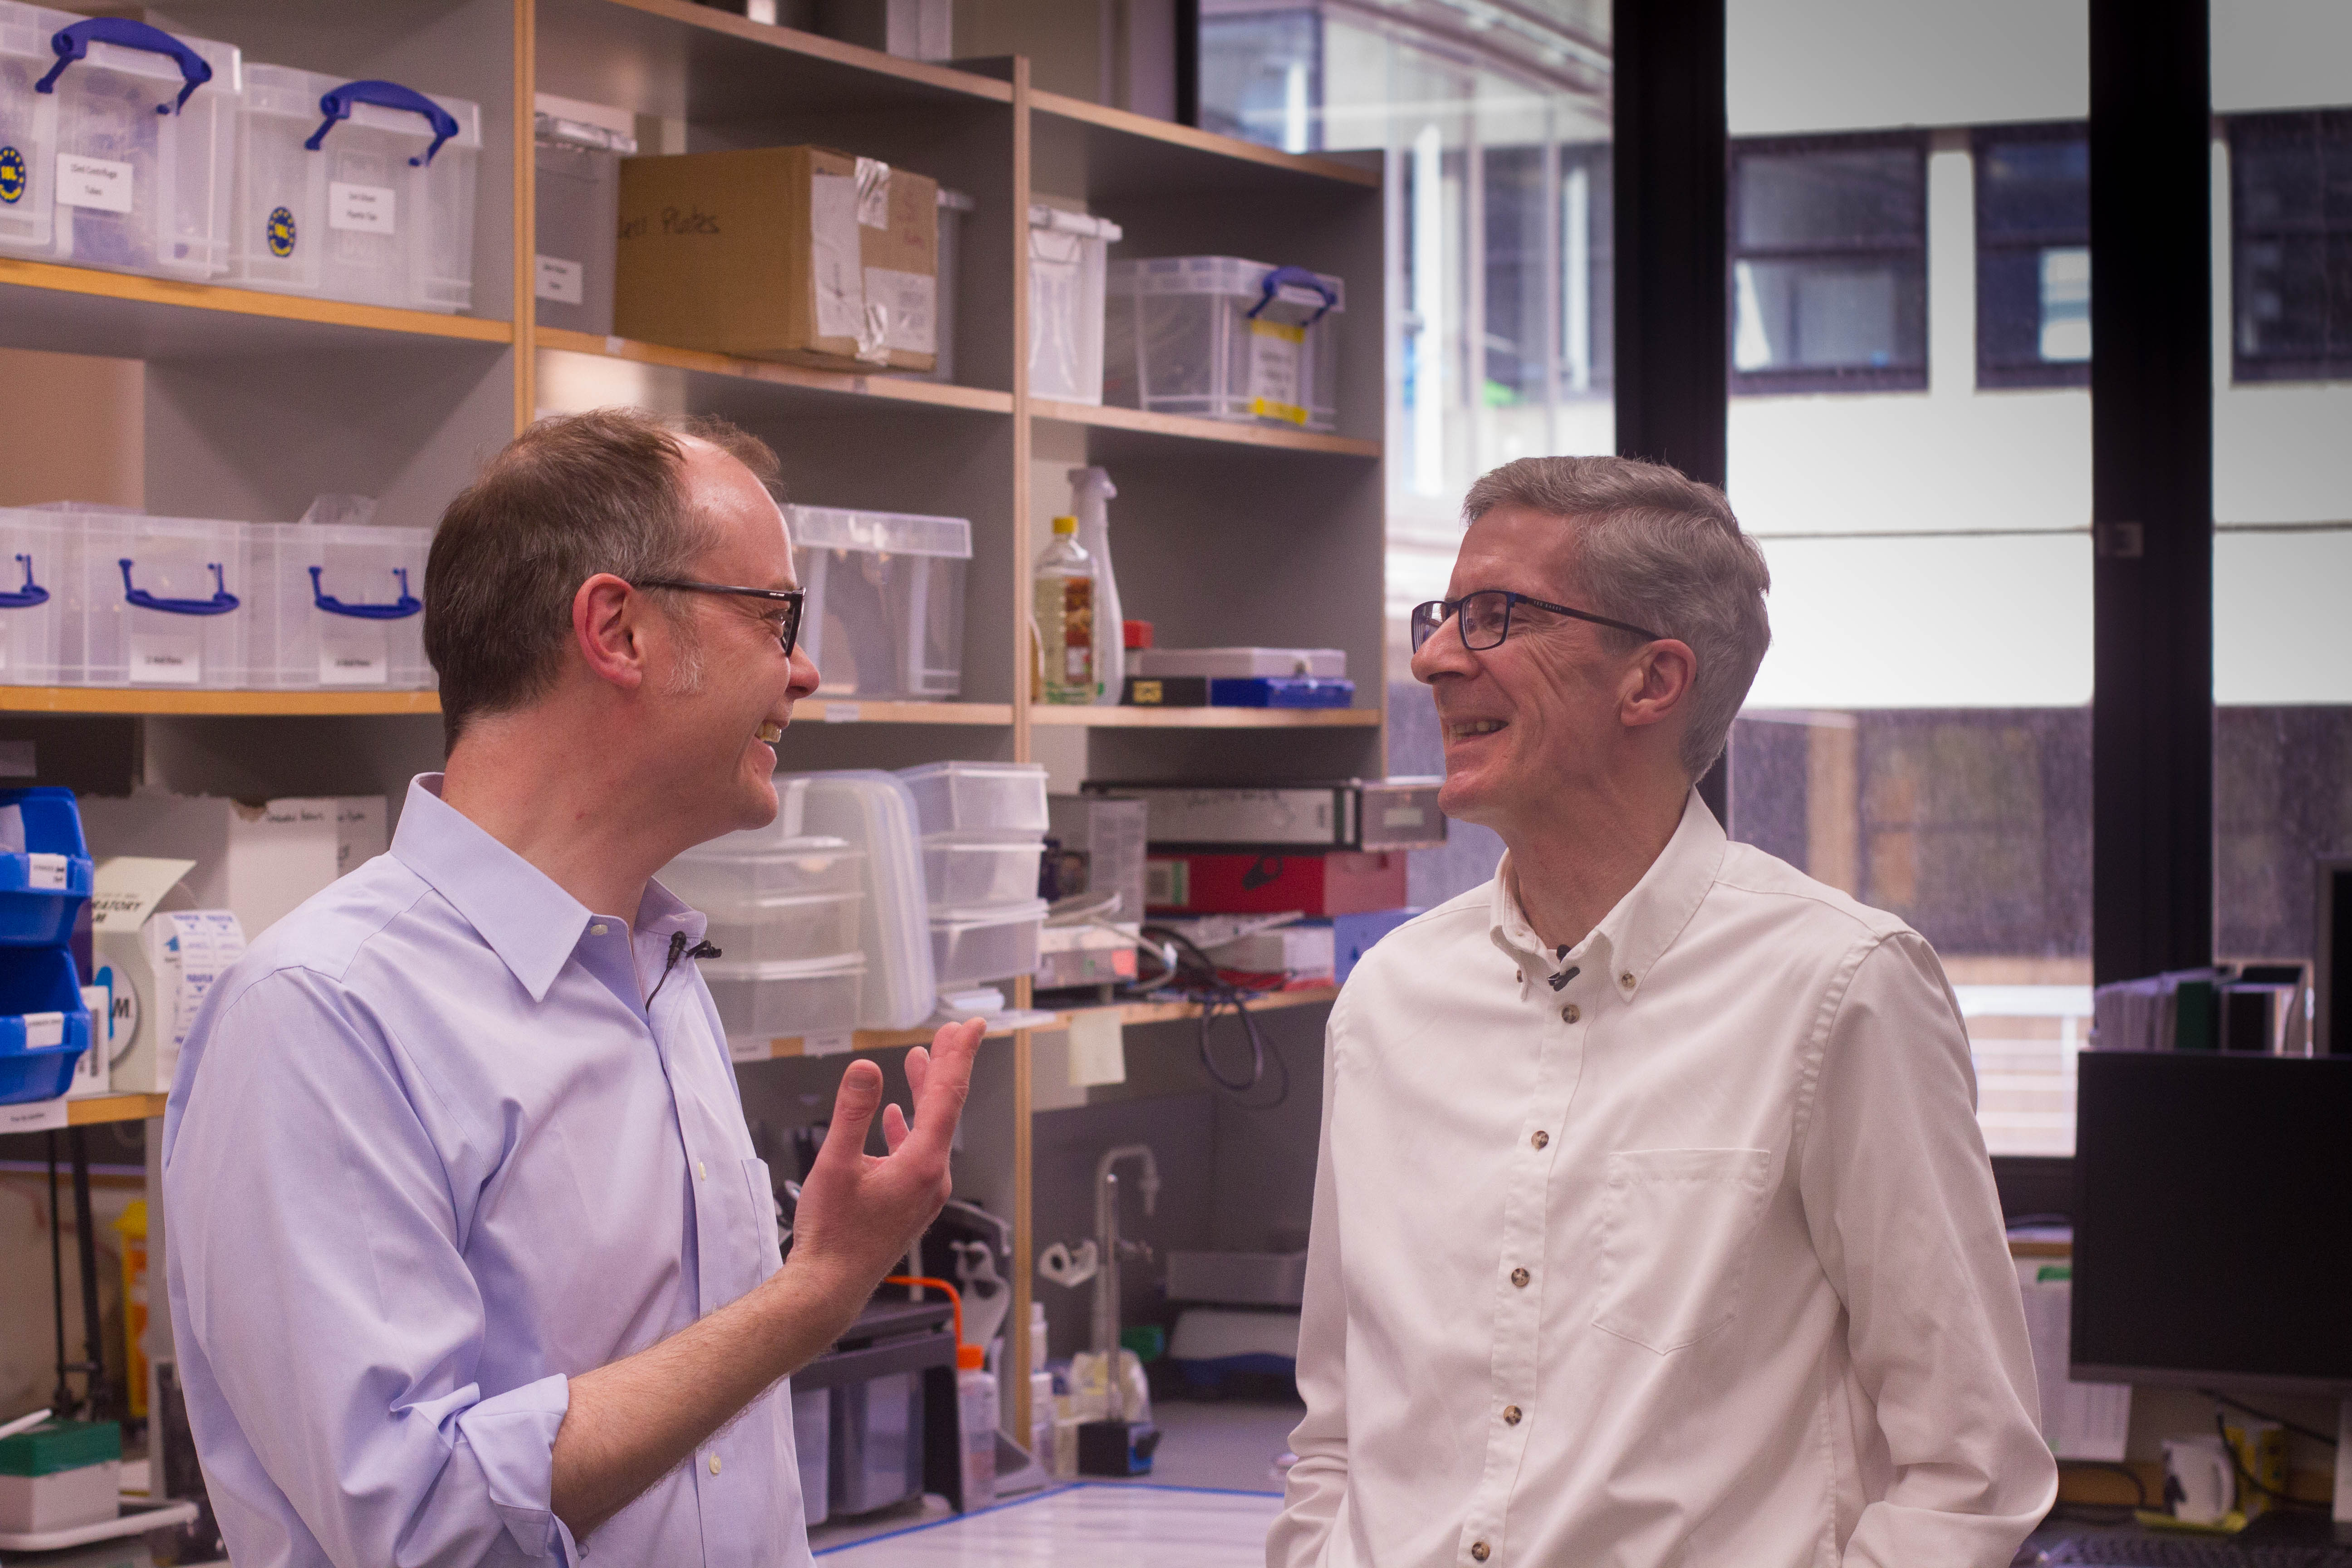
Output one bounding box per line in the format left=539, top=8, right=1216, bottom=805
left=1144, top=850, right=1409, bottom=915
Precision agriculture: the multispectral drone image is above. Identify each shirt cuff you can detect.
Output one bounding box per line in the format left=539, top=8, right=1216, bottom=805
left=454, top=1372, right=573, bottom=1561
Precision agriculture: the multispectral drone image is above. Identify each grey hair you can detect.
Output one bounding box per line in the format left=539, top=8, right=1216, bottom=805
left=1461, top=455, right=1771, bottom=779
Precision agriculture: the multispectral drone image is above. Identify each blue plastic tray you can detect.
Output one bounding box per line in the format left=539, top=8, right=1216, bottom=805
left=0, top=946, right=93, bottom=1105
left=1207, top=676, right=1356, bottom=709
left=0, top=787, right=95, bottom=947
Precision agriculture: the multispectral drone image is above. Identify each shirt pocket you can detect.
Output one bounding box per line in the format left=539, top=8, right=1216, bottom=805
left=1591, top=1147, right=1774, bottom=1355
left=743, top=1156, right=783, bottom=1289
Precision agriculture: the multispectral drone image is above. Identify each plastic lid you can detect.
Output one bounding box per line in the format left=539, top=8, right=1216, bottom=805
left=1124, top=619, right=1154, bottom=650
left=1051, top=515, right=1078, bottom=534
left=789, top=505, right=973, bottom=560
left=957, top=1343, right=986, bottom=1371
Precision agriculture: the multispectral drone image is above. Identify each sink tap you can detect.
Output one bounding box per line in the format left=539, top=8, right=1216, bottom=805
left=1091, top=1145, right=1160, bottom=1417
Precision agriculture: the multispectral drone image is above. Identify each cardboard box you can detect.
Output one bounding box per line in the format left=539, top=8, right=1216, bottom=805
left=1144, top=850, right=1408, bottom=916
left=615, top=146, right=939, bottom=372
left=76, top=794, right=387, bottom=943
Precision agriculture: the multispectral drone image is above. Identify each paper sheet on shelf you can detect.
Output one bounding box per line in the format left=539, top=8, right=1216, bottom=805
left=2021, top=1274, right=2132, bottom=1460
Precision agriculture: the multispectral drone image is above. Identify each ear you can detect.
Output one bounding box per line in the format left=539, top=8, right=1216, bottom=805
left=573, top=573, right=648, bottom=692
left=1620, top=638, right=1698, bottom=732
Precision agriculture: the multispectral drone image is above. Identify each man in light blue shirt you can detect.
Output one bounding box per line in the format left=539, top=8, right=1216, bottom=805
left=163, top=409, right=982, bottom=1567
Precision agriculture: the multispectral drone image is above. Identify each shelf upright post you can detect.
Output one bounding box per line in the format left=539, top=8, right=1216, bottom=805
left=512, top=0, right=538, bottom=433
left=1007, top=50, right=1038, bottom=1455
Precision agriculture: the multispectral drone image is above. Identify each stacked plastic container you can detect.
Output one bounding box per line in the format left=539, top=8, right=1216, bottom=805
left=531, top=100, right=635, bottom=336
left=1028, top=205, right=1122, bottom=404
left=0, top=508, right=69, bottom=685
left=662, top=781, right=869, bottom=1054
left=231, top=65, right=481, bottom=312
left=0, top=6, right=241, bottom=281
left=1104, top=256, right=1345, bottom=431
left=68, top=508, right=255, bottom=688
left=897, top=762, right=1049, bottom=989
left=789, top=506, right=971, bottom=701
left=249, top=515, right=433, bottom=688
left=0, top=787, right=94, bottom=1106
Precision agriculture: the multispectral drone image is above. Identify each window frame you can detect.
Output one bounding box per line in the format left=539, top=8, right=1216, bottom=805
left=2227, top=108, right=2352, bottom=386
left=1973, top=120, right=2093, bottom=392
left=1726, top=129, right=1932, bottom=397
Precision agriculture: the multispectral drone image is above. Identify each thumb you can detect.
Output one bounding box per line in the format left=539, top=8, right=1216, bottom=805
left=819, top=1059, right=885, bottom=1166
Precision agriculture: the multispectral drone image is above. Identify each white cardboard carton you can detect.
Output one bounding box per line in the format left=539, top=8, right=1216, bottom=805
left=75, top=794, right=386, bottom=941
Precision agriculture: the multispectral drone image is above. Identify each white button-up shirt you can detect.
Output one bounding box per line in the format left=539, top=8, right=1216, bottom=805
left=1271, top=792, right=2056, bottom=1568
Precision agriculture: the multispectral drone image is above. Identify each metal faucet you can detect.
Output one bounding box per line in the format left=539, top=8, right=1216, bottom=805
left=1091, top=1145, right=1160, bottom=1418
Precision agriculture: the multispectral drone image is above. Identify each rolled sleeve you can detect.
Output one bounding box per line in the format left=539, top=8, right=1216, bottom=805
left=165, top=971, right=573, bottom=1568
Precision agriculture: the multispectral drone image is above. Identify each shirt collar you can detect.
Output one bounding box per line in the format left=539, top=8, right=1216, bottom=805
left=1488, top=789, right=1728, bottom=1001
left=388, top=774, right=604, bottom=1004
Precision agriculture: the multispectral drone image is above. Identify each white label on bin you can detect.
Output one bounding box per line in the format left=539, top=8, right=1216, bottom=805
left=0, top=1096, right=69, bottom=1133
left=822, top=702, right=860, bottom=723
left=1246, top=320, right=1309, bottom=425
left=536, top=255, right=584, bottom=304
left=865, top=267, right=936, bottom=354
left=728, top=1035, right=770, bottom=1062
left=802, top=1030, right=853, bottom=1057
left=320, top=626, right=390, bottom=686
left=129, top=634, right=202, bottom=685
left=329, top=181, right=397, bottom=235
left=25, top=853, right=67, bottom=892
left=56, top=153, right=132, bottom=214
left=22, top=1011, right=64, bottom=1049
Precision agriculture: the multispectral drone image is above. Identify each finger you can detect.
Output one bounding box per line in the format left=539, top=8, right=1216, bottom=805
left=904, top=1045, right=931, bottom=1104
left=820, top=1059, right=885, bottom=1166
left=881, top=1101, right=911, bottom=1153
left=906, top=1019, right=983, bottom=1155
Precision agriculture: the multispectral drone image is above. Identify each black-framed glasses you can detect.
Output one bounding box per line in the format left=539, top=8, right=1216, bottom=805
left=634, top=579, right=805, bottom=660
left=1410, top=590, right=1665, bottom=654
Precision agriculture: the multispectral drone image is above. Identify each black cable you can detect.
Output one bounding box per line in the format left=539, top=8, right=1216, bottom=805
left=2196, top=1388, right=2340, bottom=1450
left=2211, top=1408, right=2327, bottom=1512
left=1139, top=924, right=1291, bottom=1108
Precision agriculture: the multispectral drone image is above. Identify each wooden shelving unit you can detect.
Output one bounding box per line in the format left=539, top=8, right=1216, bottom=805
left=3, top=0, right=1384, bottom=1455
left=748, top=985, right=1343, bottom=1058
left=64, top=1093, right=171, bottom=1129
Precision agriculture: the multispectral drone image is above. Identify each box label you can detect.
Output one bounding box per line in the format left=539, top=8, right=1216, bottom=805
left=129, top=634, right=202, bottom=685
left=1246, top=319, right=1308, bottom=425
left=0, top=1096, right=69, bottom=1133
left=809, top=174, right=864, bottom=340
left=329, top=181, right=397, bottom=235
left=1144, top=858, right=1187, bottom=908
left=864, top=266, right=936, bottom=355
left=25, top=852, right=68, bottom=891
left=320, top=626, right=390, bottom=686
left=56, top=152, right=132, bottom=214
left=22, top=1010, right=64, bottom=1049
left=535, top=255, right=584, bottom=304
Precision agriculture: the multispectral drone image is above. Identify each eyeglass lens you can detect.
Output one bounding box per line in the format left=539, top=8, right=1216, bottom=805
left=1412, top=592, right=1513, bottom=653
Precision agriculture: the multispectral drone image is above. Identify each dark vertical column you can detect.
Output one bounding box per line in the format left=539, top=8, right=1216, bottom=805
left=1174, top=0, right=1200, bottom=127
left=2089, top=0, right=2213, bottom=984
left=1613, top=0, right=1731, bottom=819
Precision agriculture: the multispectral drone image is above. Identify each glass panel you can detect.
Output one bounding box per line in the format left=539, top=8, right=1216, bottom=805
left=1737, top=147, right=1924, bottom=248
left=1732, top=257, right=1926, bottom=372
left=2229, top=112, right=2352, bottom=379
left=1978, top=135, right=2090, bottom=237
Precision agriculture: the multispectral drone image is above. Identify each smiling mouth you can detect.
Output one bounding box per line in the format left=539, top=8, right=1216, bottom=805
left=1448, top=719, right=1506, bottom=738
left=755, top=722, right=784, bottom=744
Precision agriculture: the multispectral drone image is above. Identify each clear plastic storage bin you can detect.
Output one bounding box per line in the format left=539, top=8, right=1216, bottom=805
left=789, top=507, right=971, bottom=701
left=701, top=954, right=865, bottom=1053
left=0, top=509, right=69, bottom=685
left=532, top=104, right=633, bottom=336
left=1029, top=205, right=1122, bottom=404
left=791, top=771, right=937, bottom=1031
left=897, top=762, right=1048, bottom=838
left=251, top=521, right=433, bottom=688
left=931, top=901, right=1047, bottom=988
left=72, top=512, right=252, bottom=687
left=232, top=65, right=481, bottom=312
left=0, top=6, right=239, bottom=279
left=1105, top=256, right=1345, bottom=431
left=921, top=836, right=1044, bottom=909
left=661, top=836, right=864, bottom=966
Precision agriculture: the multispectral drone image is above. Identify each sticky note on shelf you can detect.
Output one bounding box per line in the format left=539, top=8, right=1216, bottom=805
left=1066, top=1009, right=1125, bottom=1088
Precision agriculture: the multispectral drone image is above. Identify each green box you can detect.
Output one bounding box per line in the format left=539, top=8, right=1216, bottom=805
left=0, top=1420, right=121, bottom=1478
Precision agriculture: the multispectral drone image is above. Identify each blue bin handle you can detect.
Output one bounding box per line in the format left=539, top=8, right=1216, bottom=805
left=120, top=558, right=239, bottom=617
left=310, top=565, right=421, bottom=621
left=36, top=18, right=214, bottom=114
left=0, top=554, right=49, bottom=611
left=1246, top=265, right=1338, bottom=326
left=307, top=80, right=461, bottom=167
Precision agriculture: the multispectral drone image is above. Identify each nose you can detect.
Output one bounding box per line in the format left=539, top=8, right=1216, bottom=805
left=786, top=642, right=821, bottom=701
left=1410, top=606, right=1475, bottom=686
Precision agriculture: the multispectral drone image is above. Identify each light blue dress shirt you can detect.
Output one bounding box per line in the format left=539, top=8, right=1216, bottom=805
left=163, top=775, right=813, bottom=1568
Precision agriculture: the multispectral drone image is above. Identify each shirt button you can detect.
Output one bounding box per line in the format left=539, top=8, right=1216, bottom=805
left=1514, top=970, right=1523, bottom=983
left=1509, top=1266, right=1531, bottom=1289
left=1471, top=1543, right=1491, bottom=1563
left=590, top=922, right=608, bottom=937
left=709, top=1453, right=722, bottom=1475
left=1530, top=1130, right=1549, bottom=1150
left=1502, top=1404, right=1523, bottom=1426
left=1560, top=1004, right=1579, bottom=1023
left=696, top=1160, right=707, bottom=1181
left=1620, top=971, right=1636, bottom=990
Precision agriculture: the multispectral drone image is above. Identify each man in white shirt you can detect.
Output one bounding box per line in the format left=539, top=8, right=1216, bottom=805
left=1269, top=456, right=2056, bottom=1568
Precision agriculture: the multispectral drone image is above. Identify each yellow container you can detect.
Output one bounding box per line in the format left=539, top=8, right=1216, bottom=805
left=113, top=1200, right=147, bottom=1421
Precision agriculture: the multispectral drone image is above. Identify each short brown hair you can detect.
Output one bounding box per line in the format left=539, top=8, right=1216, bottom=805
left=425, top=408, right=783, bottom=748
left=1460, top=456, right=1771, bottom=779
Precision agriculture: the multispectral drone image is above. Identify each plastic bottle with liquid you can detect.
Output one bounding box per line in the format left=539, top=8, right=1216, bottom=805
left=956, top=1342, right=999, bottom=1509
left=1035, top=515, right=1095, bottom=704
left=1068, top=467, right=1123, bottom=705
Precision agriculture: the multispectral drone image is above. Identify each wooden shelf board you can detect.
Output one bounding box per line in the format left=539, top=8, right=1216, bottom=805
left=1031, top=398, right=1379, bottom=458
left=0, top=258, right=512, bottom=357
left=67, top=1093, right=168, bottom=1127
left=539, top=0, right=1011, bottom=122
left=540, top=330, right=1014, bottom=416
left=1030, top=90, right=1379, bottom=191
left=1029, top=705, right=1380, bottom=729
left=0, top=687, right=443, bottom=717
left=793, top=699, right=1013, bottom=725
left=750, top=986, right=1342, bottom=1058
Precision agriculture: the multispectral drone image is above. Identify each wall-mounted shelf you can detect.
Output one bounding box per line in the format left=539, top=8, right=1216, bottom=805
left=0, top=687, right=442, bottom=717
left=1031, top=398, right=1381, bottom=458
left=793, top=700, right=1013, bottom=725
left=539, top=330, right=1015, bottom=417
left=750, top=985, right=1342, bottom=1058
left=62, top=1093, right=170, bottom=1127
left=1029, top=705, right=1381, bottom=729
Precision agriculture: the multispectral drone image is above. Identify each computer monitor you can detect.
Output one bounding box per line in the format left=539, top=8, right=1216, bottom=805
left=2320, top=857, right=2352, bottom=1055
left=2072, top=1050, right=2352, bottom=1394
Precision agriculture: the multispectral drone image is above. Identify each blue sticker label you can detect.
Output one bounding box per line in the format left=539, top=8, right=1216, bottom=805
left=0, top=147, right=26, bottom=205
left=266, top=205, right=296, bottom=258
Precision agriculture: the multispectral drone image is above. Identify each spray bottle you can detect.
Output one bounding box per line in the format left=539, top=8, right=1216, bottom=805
left=1068, top=467, right=1124, bottom=705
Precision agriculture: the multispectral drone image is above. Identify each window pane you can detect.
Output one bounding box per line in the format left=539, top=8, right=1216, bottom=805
left=2230, top=111, right=2352, bottom=378
left=1978, top=135, right=2089, bottom=237
left=1736, top=147, right=1923, bottom=248
left=1732, top=257, right=1925, bottom=372
left=1980, top=245, right=2091, bottom=370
